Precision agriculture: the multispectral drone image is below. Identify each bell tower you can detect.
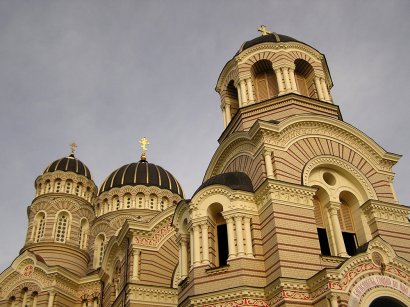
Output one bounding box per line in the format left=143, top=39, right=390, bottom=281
left=216, top=26, right=337, bottom=134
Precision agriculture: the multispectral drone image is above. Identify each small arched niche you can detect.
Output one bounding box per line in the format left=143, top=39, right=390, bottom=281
left=207, top=203, right=228, bottom=267
left=226, top=80, right=239, bottom=116
left=251, top=59, right=278, bottom=101
left=294, top=59, right=315, bottom=98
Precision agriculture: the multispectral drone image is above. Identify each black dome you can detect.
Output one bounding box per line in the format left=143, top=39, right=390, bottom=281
left=237, top=33, right=300, bottom=55
left=99, top=161, right=184, bottom=197
left=43, top=154, right=92, bottom=179
left=195, top=172, right=254, bottom=196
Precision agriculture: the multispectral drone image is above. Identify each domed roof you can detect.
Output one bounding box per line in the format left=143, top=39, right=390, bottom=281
left=99, top=161, right=184, bottom=197
left=194, top=172, right=254, bottom=196
left=237, top=32, right=300, bottom=55
left=43, top=154, right=92, bottom=179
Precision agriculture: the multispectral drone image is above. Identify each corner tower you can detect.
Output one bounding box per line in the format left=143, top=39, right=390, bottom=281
left=22, top=145, right=97, bottom=276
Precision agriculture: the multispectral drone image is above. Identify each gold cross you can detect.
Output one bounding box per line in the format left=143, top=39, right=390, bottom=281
left=70, top=143, right=78, bottom=154
left=139, top=137, right=149, bottom=160
left=257, top=25, right=272, bottom=36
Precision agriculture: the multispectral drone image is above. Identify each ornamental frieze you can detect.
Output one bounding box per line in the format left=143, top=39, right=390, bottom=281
left=133, top=224, right=174, bottom=248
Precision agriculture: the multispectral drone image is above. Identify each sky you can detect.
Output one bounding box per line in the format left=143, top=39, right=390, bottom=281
left=0, top=0, right=409, bottom=272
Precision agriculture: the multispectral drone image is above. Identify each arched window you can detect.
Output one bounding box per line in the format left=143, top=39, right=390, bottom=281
left=339, top=192, right=358, bottom=256
left=252, top=60, right=278, bottom=101
left=75, top=183, right=83, bottom=196
left=112, top=196, right=120, bottom=210
left=54, top=179, right=62, bottom=193
left=124, top=194, right=132, bottom=209
left=313, top=193, right=331, bottom=256
left=65, top=180, right=73, bottom=194
left=226, top=80, right=239, bottom=116
left=55, top=211, right=70, bottom=243
left=294, top=59, right=315, bottom=98
left=94, top=233, right=106, bottom=268
left=160, top=197, right=169, bottom=210
left=33, top=212, right=46, bottom=243
left=149, top=194, right=158, bottom=210
left=137, top=193, right=144, bottom=208
left=208, top=203, right=228, bottom=267
left=78, top=218, right=89, bottom=249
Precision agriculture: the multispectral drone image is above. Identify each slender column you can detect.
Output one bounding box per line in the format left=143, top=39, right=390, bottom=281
left=225, top=102, right=232, bottom=123
left=289, top=68, right=298, bottom=92
left=189, top=229, right=194, bottom=266
left=243, top=217, right=253, bottom=257
left=181, top=238, right=188, bottom=278
left=221, top=105, right=227, bottom=127
left=282, top=67, right=291, bottom=92
left=132, top=249, right=140, bottom=280
left=240, top=80, right=248, bottom=105
left=328, top=294, right=338, bottom=307
left=201, top=223, right=209, bottom=264
left=226, top=217, right=236, bottom=259
left=193, top=225, right=201, bottom=265
left=93, top=299, right=98, bottom=307
left=314, top=77, right=324, bottom=100
left=320, top=78, right=330, bottom=101
left=82, top=301, right=87, bottom=307
left=274, top=68, right=285, bottom=94
left=327, top=202, right=348, bottom=257
left=263, top=150, right=274, bottom=179
left=32, top=295, right=38, bottom=307
left=21, top=291, right=28, bottom=307
left=235, top=216, right=245, bottom=256
left=47, top=292, right=55, bottom=307
left=246, top=78, right=255, bottom=103
left=236, top=85, right=242, bottom=107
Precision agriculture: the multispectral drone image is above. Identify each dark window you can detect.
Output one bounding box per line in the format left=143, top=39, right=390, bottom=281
left=217, top=224, right=228, bottom=266
left=317, top=228, right=331, bottom=256
left=370, top=296, right=407, bottom=307
left=342, top=232, right=357, bottom=256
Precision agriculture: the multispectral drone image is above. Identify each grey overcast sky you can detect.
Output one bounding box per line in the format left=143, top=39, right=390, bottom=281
left=0, top=0, right=409, bottom=271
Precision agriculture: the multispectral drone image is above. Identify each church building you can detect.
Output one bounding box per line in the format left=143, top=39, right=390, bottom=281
left=1, top=26, right=410, bottom=307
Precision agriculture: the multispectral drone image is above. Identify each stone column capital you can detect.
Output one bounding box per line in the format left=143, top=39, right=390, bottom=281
left=326, top=201, right=341, bottom=214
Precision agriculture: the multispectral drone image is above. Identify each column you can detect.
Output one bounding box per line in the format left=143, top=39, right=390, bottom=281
left=274, top=68, right=285, bottom=94
left=132, top=249, right=140, bottom=280
left=225, top=102, right=232, bottom=123
left=193, top=225, right=201, bottom=265
left=93, top=299, right=98, bottom=307
left=226, top=217, right=236, bottom=259
left=246, top=78, right=255, bottom=103
left=264, top=150, right=274, bottom=179
left=320, top=78, right=330, bottom=101
left=201, top=223, right=209, bottom=264
left=328, top=294, right=338, bottom=307
left=82, top=301, right=88, bottom=307
left=32, top=295, right=38, bottom=307
left=282, top=67, right=291, bottom=92
left=47, top=292, right=55, bottom=307
left=244, top=217, right=253, bottom=257
left=314, top=77, right=324, bottom=100
left=221, top=104, right=227, bottom=127
left=289, top=67, right=298, bottom=92
left=181, top=238, right=188, bottom=278
left=189, top=229, right=194, bottom=266
left=236, top=84, right=242, bottom=107
left=21, top=290, right=28, bottom=307
left=327, top=202, right=348, bottom=257
left=240, top=80, right=248, bottom=105
left=235, top=216, right=245, bottom=257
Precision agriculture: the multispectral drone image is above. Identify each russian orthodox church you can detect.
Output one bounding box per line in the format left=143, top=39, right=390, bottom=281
left=1, top=26, right=410, bottom=307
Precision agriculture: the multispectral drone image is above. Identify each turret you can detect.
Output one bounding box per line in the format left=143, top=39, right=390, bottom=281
left=22, top=144, right=97, bottom=276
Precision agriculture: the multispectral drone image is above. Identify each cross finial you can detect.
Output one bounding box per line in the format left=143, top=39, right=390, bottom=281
left=70, top=143, right=78, bottom=155
left=139, top=137, right=149, bottom=161
left=258, top=25, right=272, bottom=36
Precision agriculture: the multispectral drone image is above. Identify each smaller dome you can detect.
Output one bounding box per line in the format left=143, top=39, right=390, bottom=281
left=237, top=32, right=299, bottom=55
left=43, top=154, right=92, bottom=179
left=99, top=161, right=184, bottom=197
left=195, top=172, right=254, bottom=196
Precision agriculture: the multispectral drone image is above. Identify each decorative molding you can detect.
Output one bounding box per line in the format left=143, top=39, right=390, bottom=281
left=362, top=200, right=410, bottom=225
